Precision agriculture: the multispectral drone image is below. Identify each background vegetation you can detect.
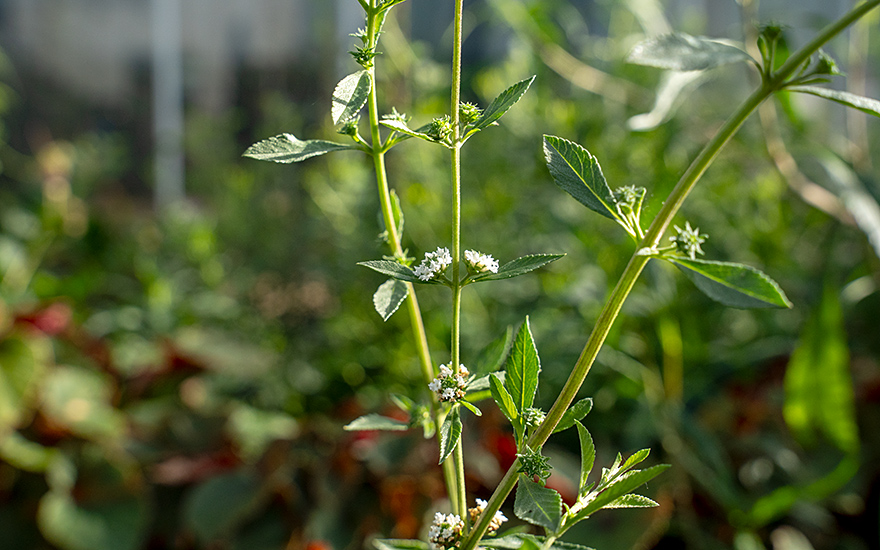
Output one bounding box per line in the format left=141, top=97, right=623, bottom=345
left=1, top=1, right=878, bottom=549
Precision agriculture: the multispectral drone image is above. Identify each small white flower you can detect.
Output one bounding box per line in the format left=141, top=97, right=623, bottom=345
left=428, top=512, right=464, bottom=549
left=468, top=498, right=508, bottom=533
left=415, top=247, right=452, bottom=281
left=429, top=362, right=469, bottom=403
left=464, top=249, right=499, bottom=274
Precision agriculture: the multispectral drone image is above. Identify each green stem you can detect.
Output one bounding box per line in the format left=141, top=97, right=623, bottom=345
left=460, top=2, right=879, bottom=547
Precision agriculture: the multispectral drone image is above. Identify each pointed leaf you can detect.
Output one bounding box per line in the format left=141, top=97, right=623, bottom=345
left=344, top=414, right=409, bottom=432
left=627, top=32, right=752, bottom=71
left=358, top=260, right=440, bottom=284
left=331, top=71, right=372, bottom=125
left=373, top=540, right=430, bottom=550
left=789, top=86, right=880, bottom=118
left=574, top=464, right=670, bottom=521
left=620, top=448, right=651, bottom=472
left=471, top=254, right=565, bottom=282
left=243, top=134, right=355, bottom=163
left=664, top=257, right=792, bottom=309
left=438, top=407, right=462, bottom=464
left=575, top=422, right=595, bottom=499
left=460, top=400, right=483, bottom=417
left=543, top=135, right=622, bottom=224
left=515, top=475, right=563, bottom=532
left=373, top=279, right=409, bottom=321
left=553, top=398, right=593, bottom=434
left=603, top=494, right=660, bottom=509
left=470, top=76, right=537, bottom=133
left=490, top=372, right=518, bottom=422
left=505, top=318, right=541, bottom=414
left=380, top=118, right=432, bottom=140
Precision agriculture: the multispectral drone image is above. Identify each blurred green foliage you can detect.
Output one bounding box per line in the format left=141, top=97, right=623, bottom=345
left=1, top=1, right=879, bottom=549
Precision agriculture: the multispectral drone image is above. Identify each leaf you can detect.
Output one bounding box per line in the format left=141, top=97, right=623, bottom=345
left=461, top=400, right=483, bottom=417
left=490, top=372, right=518, bottom=423
left=553, top=398, right=593, bottom=434
left=243, top=134, right=355, bottom=163
left=504, top=318, right=541, bottom=414
left=620, top=448, right=651, bottom=472
left=344, top=413, right=410, bottom=432
left=331, top=70, right=372, bottom=125
left=472, top=326, right=514, bottom=374
left=575, top=422, right=595, bottom=499
left=373, top=279, right=409, bottom=321
left=469, top=76, right=537, bottom=133
left=481, top=535, right=594, bottom=550
left=0, top=333, right=50, bottom=432
left=471, top=254, right=565, bottom=282
left=543, top=135, right=623, bottom=225
left=627, top=32, right=753, bottom=71
left=515, top=475, right=563, bottom=532
left=573, top=464, right=670, bottom=521
left=38, top=490, right=150, bottom=550
left=603, top=494, right=660, bottom=509
left=183, top=470, right=265, bottom=545
left=380, top=119, right=436, bottom=142
left=438, top=407, right=462, bottom=464
left=784, top=286, right=858, bottom=453
left=664, top=257, right=792, bottom=309
left=816, top=153, right=880, bottom=260
left=373, top=540, right=430, bottom=550
left=358, top=260, right=430, bottom=284
left=40, top=365, right=126, bottom=442
left=789, top=86, right=880, bottom=118
left=627, top=71, right=706, bottom=131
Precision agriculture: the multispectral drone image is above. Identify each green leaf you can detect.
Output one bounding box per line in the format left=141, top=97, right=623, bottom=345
left=490, top=372, right=518, bottom=423
left=38, top=490, right=150, bottom=550
left=358, top=260, right=434, bottom=284
left=620, top=448, right=651, bottom=472
left=243, top=134, right=355, bottom=163
left=481, top=535, right=594, bottom=550
left=553, top=398, right=593, bottom=434
left=471, top=254, right=565, bottom=282
left=438, top=407, right=462, bottom=464
left=380, top=119, right=437, bottom=144
left=343, top=413, right=410, bottom=432
left=664, top=257, right=792, bottom=309
left=603, top=494, right=659, bottom=509
left=331, top=70, right=372, bottom=125
left=784, top=286, right=858, bottom=453
left=543, top=135, right=624, bottom=225
left=515, top=475, right=563, bottom=532
left=373, top=279, right=409, bottom=321
left=41, top=365, right=126, bottom=442
left=573, top=464, right=670, bottom=521
left=627, top=32, right=753, bottom=71
left=575, top=422, right=595, bottom=499
left=505, top=318, right=541, bottom=414
left=183, top=470, right=265, bottom=545
left=472, top=326, right=514, bottom=374
left=0, top=333, right=50, bottom=432
left=469, top=76, right=536, bottom=134
left=789, top=86, right=880, bottom=118
left=373, top=540, right=430, bottom=550
left=461, top=400, right=483, bottom=417
left=0, top=431, right=58, bottom=473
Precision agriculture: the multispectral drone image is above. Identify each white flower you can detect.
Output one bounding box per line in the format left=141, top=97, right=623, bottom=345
left=468, top=498, right=508, bottom=533
left=429, top=362, right=468, bottom=403
left=428, top=512, right=464, bottom=549
left=464, top=249, right=499, bottom=274
left=415, top=247, right=452, bottom=281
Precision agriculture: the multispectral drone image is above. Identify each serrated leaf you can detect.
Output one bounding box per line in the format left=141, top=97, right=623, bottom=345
left=603, top=494, right=659, bottom=509
left=553, top=398, right=593, bottom=434
left=575, top=422, right=595, bottom=499
left=373, top=539, right=430, bottom=550
left=505, top=318, right=541, bottom=414
left=331, top=71, right=372, bottom=125
left=438, top=407, right=462, bottom=464
left=627, top=32, right=752, bottom=71
left=490, top=372, right=518, bottom=422
left=620, top=448, right=651, bottom=472
left=664, top=257, right=792, bottom=309
left=469, top=76, right=536, bottom=133
left=358, top=260, right=436, bottom=284
left=471, top=254, right=565, bottom=282
left=515, top=475, right=563, bottom=532
left=574, top=464, right=670, bottom=521
left=789, top=86, right=880, bottom=118
left=243, top=134, right=355, bottom=163
left=373, top=279, right=409, bottom=321
left=343, top=414, right=409, bottom=431
left=543, top=135, right=624, bottom=225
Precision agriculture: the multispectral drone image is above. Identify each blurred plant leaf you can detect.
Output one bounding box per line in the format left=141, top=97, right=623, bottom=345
left=0, top=431, right=58, bottom=472
left=543, top=135, right=622, bottom=225
left=183, top=470, right=265, bottom=545
left=467, top=76, right=536, bottom=136
left=439, top=406, right=462, bottom=464
left=373, top=540, right=430, bottom=550
left=553, top=398, right=593, bottom=434
left=789, top=86, right=880, bottom=118
left=344, top=413, right=410, bottom=432
left=331, top=70, right=372, bottom=125
left=515, top=474, right=563, bottom=531
left=505, top=317, right=541, bottom=415
left=627, top=71, right=705, bottom=131
left=243, top=134, right=355, bottom=163
left=784, top=286, right=858, bottom=453
left=470, top=254, right=565, bottom=282
left=40, top=365, right=126, bottom=442
left=472, top=326, right=514, bottom=374
left=816, top=153, right=880, bottom=260
left=37, top=490, right=149, bottom=550
left=227, top=404, right=299, bottom=461
left=373, top=279, right=409, bottom=321
left=0, top=332, right=51, bottom=432
left=627, top=32, right=752, bottom=71
left=663, top=257, right=792, bottom=309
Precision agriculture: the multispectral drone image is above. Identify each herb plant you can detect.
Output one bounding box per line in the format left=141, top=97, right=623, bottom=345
left=244, top=1, right=880, bottom=548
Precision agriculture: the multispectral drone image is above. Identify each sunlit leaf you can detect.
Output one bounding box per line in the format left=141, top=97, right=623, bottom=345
left=331, top=70, right=372, bottom=125
left=627, top=32, right=752, bottom=71
left=373, top=279, right=409, bottom=321
left=471, top=254, right=565, bottom=282
left=438, top=407, right=462, bottom=464
left=469, top=76, right=536, bottom=134
left=576, top=422, right=595, bottom=499
left=515, top=475, right=563, bottom=531
left=789, top=86, right=880, bottom=118
left=504, top=318, right=541, bottom=414
left=344, top=413, right=410, bottom=432
left=553, top=398, right=593, bottom=434
left=490, top=372, right=518, bottom=423
left=603, top=494, right=659, bottom=509
left=664, top=257, right=792, bottom=309
left=243, top=134, right=355, bottom=163
left=572, top=464, right=669, bottom=521
left=358, top=260, right=439, bottom=284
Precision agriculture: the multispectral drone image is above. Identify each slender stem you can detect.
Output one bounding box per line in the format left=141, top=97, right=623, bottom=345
left=460, top=3, right=879, bottom=547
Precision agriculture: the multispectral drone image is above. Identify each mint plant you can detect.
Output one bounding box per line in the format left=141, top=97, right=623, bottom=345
left=244, top=1, right=880, bottom=548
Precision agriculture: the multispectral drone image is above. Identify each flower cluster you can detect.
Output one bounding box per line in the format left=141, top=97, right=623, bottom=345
left=464, top=249, right=498, bottom=274
left=414, top=247, right=452, bottom=281
left=522, top=407, right=546, bottom=429
left=468, top=499, right=508, bottom=534
left=428, top=512, right=464, bottom=549
left=670, top=221, right=707, bottom=260
left=429, top=363, right=469, bottom=402
left=458, top=102, right=483, bottom=125
left=517, top=445, right=552, bottom=482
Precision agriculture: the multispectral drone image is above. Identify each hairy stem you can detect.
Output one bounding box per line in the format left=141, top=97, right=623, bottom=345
left=460, top=2, right=879, bottom=547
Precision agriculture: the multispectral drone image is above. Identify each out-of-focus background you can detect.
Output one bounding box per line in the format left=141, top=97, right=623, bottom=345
left=0, top=1, right=878, bottom=549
